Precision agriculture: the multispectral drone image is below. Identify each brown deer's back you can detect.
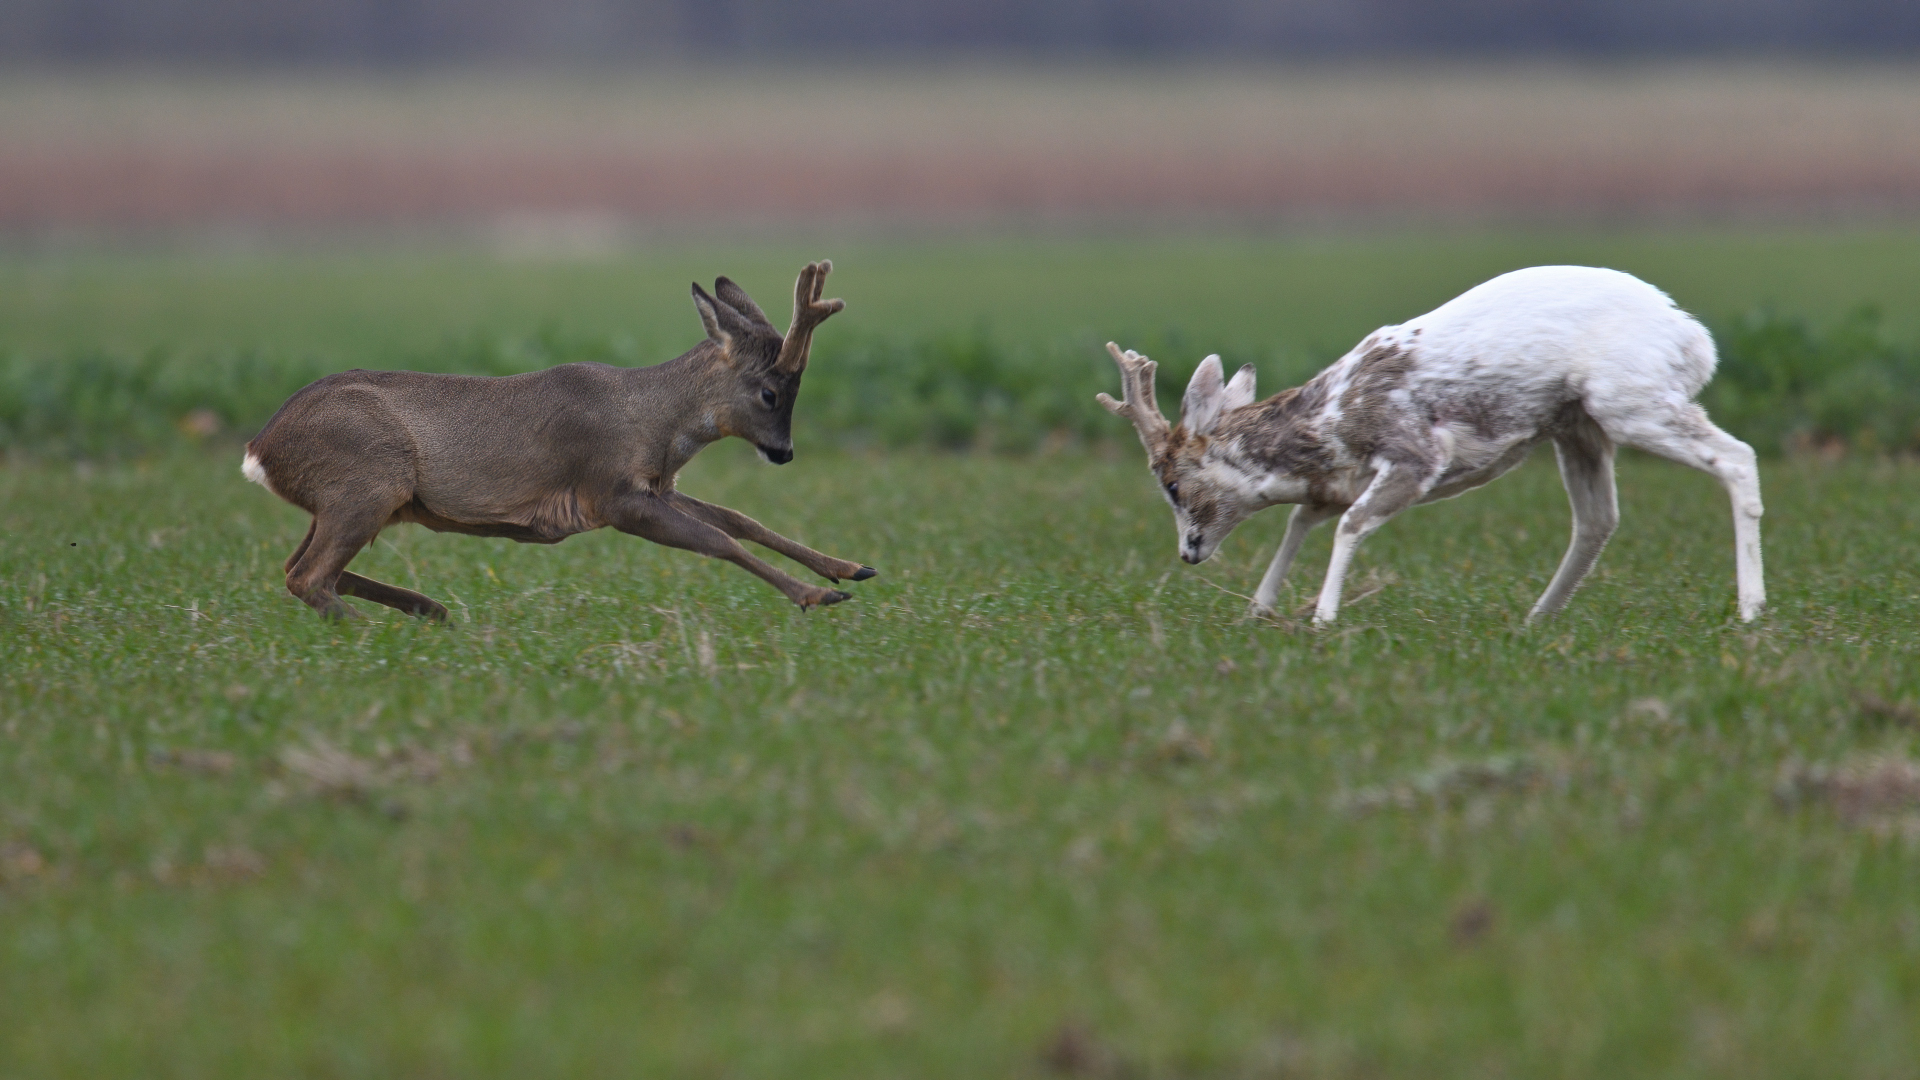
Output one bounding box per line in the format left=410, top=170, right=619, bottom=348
left=246, top=363, right=662, bottom=538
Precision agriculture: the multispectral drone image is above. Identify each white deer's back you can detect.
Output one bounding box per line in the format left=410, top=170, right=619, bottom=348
left=1304, top=265, right=1715, bottom=452
left=1406, top=265, right=1711, bottom=397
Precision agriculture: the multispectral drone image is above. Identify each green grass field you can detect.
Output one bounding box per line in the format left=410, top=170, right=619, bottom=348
left=5, top=229, right=1920, bottom=1077
left=7, top=226, right=1920, bottom=359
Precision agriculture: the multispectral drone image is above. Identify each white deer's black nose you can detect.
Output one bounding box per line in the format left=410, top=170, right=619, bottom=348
left=1182, top=535, right=1204, bottom=563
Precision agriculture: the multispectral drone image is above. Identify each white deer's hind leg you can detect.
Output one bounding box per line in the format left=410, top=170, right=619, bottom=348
left=1528, top=422, right=1619, bottom=623
left=1313, top=463, right=1429, bottom=624
left=1704, top=428, right=1766, bottom=621
left=1606, top=403, right=1765, bottom=621
left=1252, top=504, right=1338, bottom=617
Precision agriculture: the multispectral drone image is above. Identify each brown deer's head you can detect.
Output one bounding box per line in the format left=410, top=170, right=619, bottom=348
left=690, top=261, right=844, bottom=464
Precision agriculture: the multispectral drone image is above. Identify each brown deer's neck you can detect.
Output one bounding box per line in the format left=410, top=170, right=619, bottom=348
left=617, top=349, right=735, bottom=484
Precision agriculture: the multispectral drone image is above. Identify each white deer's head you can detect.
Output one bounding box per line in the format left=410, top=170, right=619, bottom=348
left=1098, top=344, right=1260, bottom=564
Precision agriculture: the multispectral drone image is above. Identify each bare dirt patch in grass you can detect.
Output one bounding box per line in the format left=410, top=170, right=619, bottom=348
left=1777, top=754, right=1920, bottom=834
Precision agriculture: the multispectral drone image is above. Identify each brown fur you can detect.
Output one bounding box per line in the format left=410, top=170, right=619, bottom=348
left=1334, top=342, right=1419, bottom=459
left=1216, top=383, right=1334, bottom=479
left=245, top=261, right=872, bottom=621
left=1149, top=428, right=1219, bottom=531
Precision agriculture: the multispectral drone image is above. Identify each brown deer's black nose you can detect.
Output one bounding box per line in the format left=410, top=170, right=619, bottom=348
left=760, top=444, right=793, bottom=464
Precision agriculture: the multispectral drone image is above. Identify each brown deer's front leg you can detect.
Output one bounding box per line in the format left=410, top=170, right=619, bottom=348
left=666, top=493, right=876, bottom=584
left=607, top=492, right=852, bottom=609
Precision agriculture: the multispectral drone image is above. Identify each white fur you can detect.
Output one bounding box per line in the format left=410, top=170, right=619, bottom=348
left=240, top=451, right=275, bottom=496
left=1129, top=266, right=1765, bottom=625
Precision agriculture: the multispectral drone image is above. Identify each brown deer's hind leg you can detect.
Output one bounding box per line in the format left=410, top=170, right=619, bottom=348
left=284, top=519, right=317, bottom=573
left=607, top=491, right=852, bottom=609
left=284, top=505, right=398, bottom=619
left=337, top=571, right=450, bottom=622
left=667, top=493, right=876, bottom=583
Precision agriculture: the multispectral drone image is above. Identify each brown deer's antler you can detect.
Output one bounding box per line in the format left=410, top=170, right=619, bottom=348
left=774, top=260, right=845, bottom=374
left=1096, top=342, right=1170, bottom=450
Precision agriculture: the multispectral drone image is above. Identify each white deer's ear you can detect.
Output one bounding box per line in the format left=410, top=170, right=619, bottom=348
left=1181, top=354, right=1229, bottom=435
left=1223, top=363, right=1256, bottom=411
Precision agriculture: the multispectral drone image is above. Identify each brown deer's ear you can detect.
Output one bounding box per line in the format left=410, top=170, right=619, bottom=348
left=713, top=277, right=773, bottom=329
left=692, top=283, right=726, bottom=344
left=692, top=283, right=758, bottom=353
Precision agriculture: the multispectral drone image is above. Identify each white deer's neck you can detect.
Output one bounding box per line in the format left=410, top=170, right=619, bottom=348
left=1204, top=388, right=1350, bottom=508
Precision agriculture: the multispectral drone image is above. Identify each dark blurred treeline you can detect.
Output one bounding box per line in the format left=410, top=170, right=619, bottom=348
left=8, top=0, right=1920, bottom=62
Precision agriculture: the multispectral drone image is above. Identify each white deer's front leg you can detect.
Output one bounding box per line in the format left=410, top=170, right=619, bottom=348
left=1313, top=530, right=1363, bottom=625
left=1253, top=504, right=1338, bottom=617
left=1313, top=462, right=1431, bottom=624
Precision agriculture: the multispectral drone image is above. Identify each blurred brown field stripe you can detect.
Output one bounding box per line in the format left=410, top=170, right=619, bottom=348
left=6, top=66, right=1920, bottom=227
left=10, top=144, right=1920, bottom=227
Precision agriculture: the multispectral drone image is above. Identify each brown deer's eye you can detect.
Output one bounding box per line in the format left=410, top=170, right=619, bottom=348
left=1165, top=481, right=1179, bottom=501
left=760, top=388, right=778, bottom=409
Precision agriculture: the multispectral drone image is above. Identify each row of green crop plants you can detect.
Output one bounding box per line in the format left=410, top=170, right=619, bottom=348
left=1, top=309, right=1914, bottom=458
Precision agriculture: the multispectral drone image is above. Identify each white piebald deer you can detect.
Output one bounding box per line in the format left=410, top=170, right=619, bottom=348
left=243, top=260, right=874, bottom=621
left=1099, top=265, right=1765, bottom=624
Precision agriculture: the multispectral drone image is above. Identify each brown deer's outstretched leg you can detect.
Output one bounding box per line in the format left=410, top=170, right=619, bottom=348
left=607, top=491, right=851, bottom=609
left=337, top=571, right=450, bottom=622
left=666, top=492, right=875, bottom=584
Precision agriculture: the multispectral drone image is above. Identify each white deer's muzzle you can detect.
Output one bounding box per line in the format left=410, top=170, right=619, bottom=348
left=1182, top=532, right=1207, bottom=563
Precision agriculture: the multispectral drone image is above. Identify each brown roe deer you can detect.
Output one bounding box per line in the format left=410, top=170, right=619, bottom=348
left=243, top=261, right=874, bottom=621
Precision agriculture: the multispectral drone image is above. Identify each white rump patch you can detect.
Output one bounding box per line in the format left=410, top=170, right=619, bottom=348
left=241, top=451, right=275, bottom=495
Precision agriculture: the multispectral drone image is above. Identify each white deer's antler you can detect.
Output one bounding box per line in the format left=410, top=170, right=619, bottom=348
left=1096, top=342, right=1170, bottom=450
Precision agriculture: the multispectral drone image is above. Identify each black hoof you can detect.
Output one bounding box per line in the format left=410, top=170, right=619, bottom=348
left=851, top=566, right=878, bottom=581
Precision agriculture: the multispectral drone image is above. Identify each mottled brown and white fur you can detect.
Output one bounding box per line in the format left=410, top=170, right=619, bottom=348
left=1099, top=265, right=1764, bottom=624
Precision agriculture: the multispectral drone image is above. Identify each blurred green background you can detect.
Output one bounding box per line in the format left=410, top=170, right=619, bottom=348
left=6, top=227, right=1920, bottom=458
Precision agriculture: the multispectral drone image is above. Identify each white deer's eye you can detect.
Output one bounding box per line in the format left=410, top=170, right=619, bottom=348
left=760, top=389, right=778, bottom=409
